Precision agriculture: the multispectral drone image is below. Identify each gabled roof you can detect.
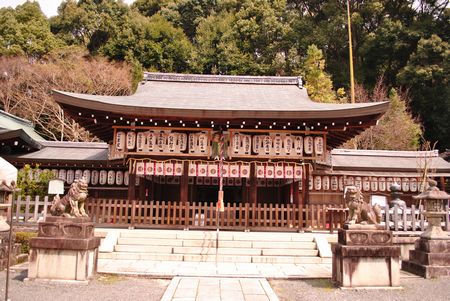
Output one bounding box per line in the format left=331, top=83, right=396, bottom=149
left=0, top=110, right=45, bottom=142
left=53, top=72, right=389, bottom=147
left=330, top=149, right=450, bottom=176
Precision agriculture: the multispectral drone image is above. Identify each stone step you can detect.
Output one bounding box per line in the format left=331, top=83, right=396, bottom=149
left=119, top=230, right=315, bottom=242
left=98, top=252, right=325, bottom=264
left=117, top=237, right=317, bottom=250
left=115, top=245, right=174, bottom=253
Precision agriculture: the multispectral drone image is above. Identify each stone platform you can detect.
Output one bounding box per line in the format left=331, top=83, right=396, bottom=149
left=332, top=225, right=401, bottom=288
left=28, top=216, right=100, bottom=282
left=402, top=238, right=450, bottom=278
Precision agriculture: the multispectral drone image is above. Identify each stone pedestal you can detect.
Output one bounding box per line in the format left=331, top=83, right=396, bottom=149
left=332, top=225, right=401, bottom=288
left=28, top=216, right=100, bottom=282
left=402, top=238, right=450, bottom=278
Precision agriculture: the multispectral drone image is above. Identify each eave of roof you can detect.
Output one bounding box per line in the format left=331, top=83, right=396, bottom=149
left=0, top=110, right=45, bottom=142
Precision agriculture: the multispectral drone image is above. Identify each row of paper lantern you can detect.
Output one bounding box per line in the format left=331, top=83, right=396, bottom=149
left=188, top=162, right=250, bottom=178
left=308, top=176, right=424, bottom=192
left=116, top=130, right=325, bottom=157
left=135, top=161, right=184, bottom=176
left=26, top=169, right=130, bottom=186
left=232, top=133, right=324, bottom=157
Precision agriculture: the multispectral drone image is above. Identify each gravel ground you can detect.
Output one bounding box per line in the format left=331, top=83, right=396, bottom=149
left=270, top=277, right=450, bottom=301
left=0, top=268, right=170, bottom=301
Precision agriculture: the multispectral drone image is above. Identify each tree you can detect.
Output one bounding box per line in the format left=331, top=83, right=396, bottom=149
left=0, top=1, right=61, bottom=59
left=17, top=164, right=55, bottom=197
left=397, top=34, right=449, bottom=150
left=303, top=45, right=340, bottom=103
left=344, top=85, right=422, bottom=150
left=0, top=48, right=133, bottom=142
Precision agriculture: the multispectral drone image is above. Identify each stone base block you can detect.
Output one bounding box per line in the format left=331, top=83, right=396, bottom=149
left=332, top=244, right=401, bottom=288
left=402, top=260, right=450, bottom=278
left=28, top=247, right=98, bottom=281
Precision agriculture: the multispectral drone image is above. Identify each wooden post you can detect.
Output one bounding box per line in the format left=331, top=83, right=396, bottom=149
left=180, top=161, right=189, bottom=203
left=250, top=163, right=257, bottom=204
left=439, top=176, right=446, bottom=191
left=128, top=173, right=136, bottom=201
left=302, top=164, right=310, bottom=205
left=138, top=178, right=145, bottom=201
left=293, top=181, right=299, bottom=205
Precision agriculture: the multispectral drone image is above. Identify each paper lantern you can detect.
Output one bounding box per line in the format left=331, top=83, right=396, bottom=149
left=232, top=133, right=241, bottom=154
left=198, top=133, right=208, bottom=153
left=66, top=170, right=75, bottom=184
left=275, top=164, right=284, bottom=179
left=174, top=162, right=183, bottom=176
left=188, top=133, right=196, bottom=153
left=167, top=133, right=177, bottom=152
left=58, top=169, right=66, bottom=181
left=355, top=177, right=362, bottom=190
left=363, top=177, right=370, bottom=191
left=284, top=135, right=293, bottom=155
left=266, top=164, right=275, bottom=179
left=75, top=169, right=83, bottom=180
left=155, top=162, right=164, bottom=176
left=229, top=164, right=239, bottom=178
left=386, top=177, right=394, bottom=191
left=309, top=177, right=313, bottom=190
left=157, top=132, right=166, bottom=152
left=145, top=162, right=154, bottom=176
left=378, top=177, right=386, bottom=191
left=220, top=163, right=229, bottom=178
left=198, top=163, right=207, bottom=177
left=242, top=134, right=251, bottom=154
left=208, top=163, right=218, bottom=177
left=401, top=178, right=410, bottom=192
left=82, top=170, right=91, bottom=184
left=262, top=135, right=272, bottom=154
left=116, top=171, right=123, bottom=185
left=285, top=165, right=294, bottom=179
left=136, top=162, right=145, bottom=176
left=322, top=176, right=330, bottom=191
left=99, top=170, right=107, bottom=185
left=123, top=171, right=129, bottom=186
left=147, top=132, right=156, bottom=151
left=346, top=176, right=355, bottom=186
left=91, top=170, right=99, bottom=185
left=370, top=177, right=378, bottom=191
left=314, top=176, right=322, bottom=190
left=294, top=136, right=303, bottom=155
left=273, top=135, right=283, bottom=154
left=126, top=131, right=136, bottom=150
left=178, top=133, right=187, bottom=151
left=188, top=162, right=197, bottom=177
left=256, top=165, right=265, bottom=179
left=304, top=136, right=314, bottom=155
left=410, top=178, right=418, bottom=192
left=240, top=164, right=250, bottom=178
left=294, top=165, right=303, bottom=180
left=314, top=137, right=324, bottom=155
left=165, top=162, right=175, bottom=176
left=338, top=176, right=344, bottom=191
left=331, top=176, right=338, bottom=191
left=107, top=170, right=115, bottom=185
left=51, top=169, right=59, bottom=179
left=253, top=135, right=262, bottom=154
left=116, top=131, right=126, bottom=151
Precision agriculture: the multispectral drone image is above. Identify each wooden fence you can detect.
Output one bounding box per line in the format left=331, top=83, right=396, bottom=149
left=8, top=196, right=450, bottom=233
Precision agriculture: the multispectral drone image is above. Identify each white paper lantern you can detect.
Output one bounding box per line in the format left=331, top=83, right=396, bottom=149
left=355, top=177, right=362, bottom=190
left=263, top=135, right=272, bottom=154
left=157, top=132, right=166, bottom=152
left=82, top=170, right=91, bottom=184
left=294, top=165, right=303, bottom=180
left=91, top=170, right=99, bottom=185
left=331, top=176, right=338, bottom=191
left=284, top=165, right=294, bottom=179
left=338, top=176, right=344, bottom=191
left=410, top=178, right=417, bottom=192
left=314, top=176, right=322, bottom=190
left=107, top=170, right=115, bottom=185
left=363, top=177, right=370, bottom=191
left=241, top=163, right=250, bottom=178
left=165, top=162, right=175, bottom=176
left=155, top=162, right=164, bottom=176
left=188, top=162, right=197, bottom=177
left=284, top=135, right=293, bottom=155
left=232, top=133, right=241, bottom=154
left=253, top=135, right=262, bottom=154
left=148, top=132, right=156, bottom=151
left=294, top=136, right=303, bottom=155
left=198, top=133, right=208, bottom=153
left=124, top=171, right=129, bottom=186
left=229, top=164, right=239, bottom=178
left=116, top=171, right=124, bottom=185
left=126, top=131, right=136, bottom=150
left=304, top=136, right=314, bottom=155
left=66, top=169, right=75, bottom=184
left=51, top=169, right=59, bottom=179
left=167, top=133, right=177, bottom=152
left=275, top=164, right=284, bottom=179
left=99, top=170, right=107, bottom=185
left=178, top=133, right=187, bottom=151
left=74, top=169, right=83, bottom=180
left=314, top=136, right=324, bottom=155
left=136, top=132, right=145, bottom=152
left=323, top=176, right=330, bottom=191
left=116, top=131, right=126, bottom=151
left=370, top=177, right=378, bottom=191
left=402, top=178, right=410, bottom=192
left=379, top=177, right=386, bottom=191
left=208, top=163, right=218, bottom=178
left=273, top=135, right=283, bottom=154
left=136, top=162, right=145, bottom=176
left=174, top=162, right=183, bottom=176
left=265, top=164, right=275, bottom=179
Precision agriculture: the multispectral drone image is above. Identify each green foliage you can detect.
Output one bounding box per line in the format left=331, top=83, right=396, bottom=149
left=15, top=231, right=38, bottom=254
left=397, top=34, right=449, bottom=150
left=303, top=45, right=340, bottom=103
left=17, top=164, right=55, bottom=197
left=0, top=1, right=61, bottom=59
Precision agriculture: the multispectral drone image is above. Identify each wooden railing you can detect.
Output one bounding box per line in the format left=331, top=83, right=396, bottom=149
left=8, top=196, right=450, bottom=233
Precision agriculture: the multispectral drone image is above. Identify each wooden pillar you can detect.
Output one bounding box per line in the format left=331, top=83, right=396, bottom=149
left=440, top=176, right=446, bottom=191
left=250, top=163, right=257, bottom=204
left=180, top=161, right=189, bottom=203
left=293, top=180, right=300, bottom=205
left=138, top=178, right=146, bottom=201
left=241, top=180, right=248, bottom=203
left=302, top=164, right=310, bottom=205
left=128, top=173, right=136, bottom=201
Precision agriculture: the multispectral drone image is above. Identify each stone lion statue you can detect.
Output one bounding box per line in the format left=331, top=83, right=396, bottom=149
left=50, top=177, right=89, bottom=218
left=345, top=185, right=381, bottom=225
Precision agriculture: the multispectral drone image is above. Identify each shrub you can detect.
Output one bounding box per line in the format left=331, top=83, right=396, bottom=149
left=15, top=231, right=37, bottom=254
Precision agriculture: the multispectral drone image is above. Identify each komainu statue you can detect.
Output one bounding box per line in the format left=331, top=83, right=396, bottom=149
left=50, top=177, right=89, bottom=218
left=345, top=185, right=381, bottom=225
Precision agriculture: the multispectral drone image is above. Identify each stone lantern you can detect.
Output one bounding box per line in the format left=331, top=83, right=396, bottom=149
left=389, top=182, right=406, bottom=208
left=413, top=179, right=449, bottom=240
left=402, top=179, right=450, bottom=278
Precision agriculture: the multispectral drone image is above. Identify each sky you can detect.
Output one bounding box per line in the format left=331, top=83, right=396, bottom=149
left=0, top=0, right=136, bottom=17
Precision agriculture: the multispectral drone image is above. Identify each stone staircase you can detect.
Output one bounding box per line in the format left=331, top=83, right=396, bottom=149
left=98, top=229, right=334, bottom=264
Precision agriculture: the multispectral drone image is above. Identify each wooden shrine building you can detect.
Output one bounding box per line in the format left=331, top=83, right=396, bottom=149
left=51, top=72, right=391, bottom=206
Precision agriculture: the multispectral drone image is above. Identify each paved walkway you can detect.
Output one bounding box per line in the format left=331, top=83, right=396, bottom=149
left=161, top=277, right=279, bottom=301
left=98, top=259, right=332, bottom=278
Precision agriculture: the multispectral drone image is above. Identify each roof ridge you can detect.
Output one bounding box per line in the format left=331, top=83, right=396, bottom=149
left=0, top=110, right=34, bottom=128
left=143, top=72, right=302, bottom=86
left=332, top=149, right=439, bottom=158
